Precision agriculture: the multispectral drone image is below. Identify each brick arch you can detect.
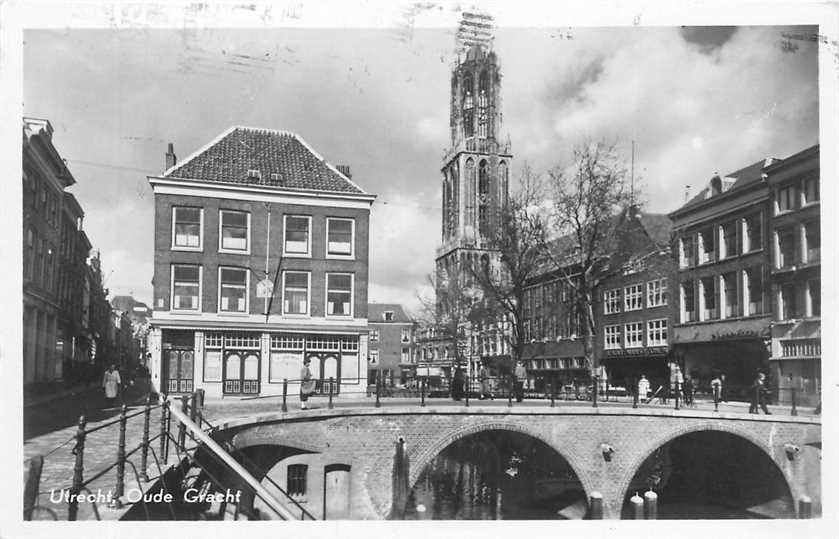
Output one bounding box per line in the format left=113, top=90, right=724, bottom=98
left=408, top=419, right=595, bottom=500
left=614, top=421, right=796, bottom=516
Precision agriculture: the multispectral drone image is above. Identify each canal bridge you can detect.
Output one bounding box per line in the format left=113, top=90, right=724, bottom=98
left=210, top=405, right=820, bottom=520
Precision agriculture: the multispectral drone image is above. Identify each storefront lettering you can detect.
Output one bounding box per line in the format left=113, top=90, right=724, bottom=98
left=605, top=346, right=667, bottom=358
left=711, top=329, right=761, bottom=341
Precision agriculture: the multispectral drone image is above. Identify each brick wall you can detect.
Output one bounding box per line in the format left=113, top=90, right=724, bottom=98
left=153, top=193, right=369, bottom=319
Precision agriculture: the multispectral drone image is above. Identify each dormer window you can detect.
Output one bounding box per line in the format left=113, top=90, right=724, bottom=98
left=710, top=176, right=722, bottom=196
left=384, top=311, right=394, bottom=321
left=247, top=169, right=261, bottom=180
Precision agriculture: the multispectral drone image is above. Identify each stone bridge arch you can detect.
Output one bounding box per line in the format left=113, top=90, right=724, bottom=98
left=613, top=420, right=797, bottom=518
left=408, top=419, right=595, bottom=501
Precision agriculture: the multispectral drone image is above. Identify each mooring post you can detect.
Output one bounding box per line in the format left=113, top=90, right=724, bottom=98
left=281, top=379, right=288, bottom=412
left=507, top=374, right=513, bottom=408
left=159, top=399, right=168, bottom=463
left=630, top=492, right=644, bottom=519
left=464, top=372, right=470, bottom=407
left=791, top=386, right=798, bottom=416
left=799, top=495, right=812, bottom=519
left=420, top=377, right=426, bottom=407
left=328, top=377, right=334, bottom=410
left=588, top=491, right=603, bottom=519
left=178, top=394, right=188, bottom=448
left=644, top=489, right=658, bottom=520
left=375, top=375, right=381, bottom=408
left=592, top=375, right=598, bottom=408
left=68, top=414, right=87, bottom=521
left=674, top=381, right=680, bottom=410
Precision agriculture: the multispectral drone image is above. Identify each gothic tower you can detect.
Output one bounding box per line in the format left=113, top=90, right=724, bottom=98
left=436, top=41, right=513, bottom=292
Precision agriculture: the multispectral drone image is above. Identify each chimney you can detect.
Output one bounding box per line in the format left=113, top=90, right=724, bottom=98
left=336, top=164, right=352, bottom=179
left=165, top=143, right=177, bottom=170
left=684, top=185, right=692, bottom=202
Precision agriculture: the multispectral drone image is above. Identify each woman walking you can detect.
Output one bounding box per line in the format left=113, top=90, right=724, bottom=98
left=102, top=364, right=121, bottom=409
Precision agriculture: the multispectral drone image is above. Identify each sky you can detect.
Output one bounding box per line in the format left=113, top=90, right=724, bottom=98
left=22, top=21, right=819, bottom=315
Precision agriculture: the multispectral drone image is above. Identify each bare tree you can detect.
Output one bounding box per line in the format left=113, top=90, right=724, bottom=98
left=541, top=140, right=634, bottom=375
left=470, top=163, right=548, bottom=372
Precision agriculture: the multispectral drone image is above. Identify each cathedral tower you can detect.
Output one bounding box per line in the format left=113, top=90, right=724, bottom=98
left=436, top=37, right=513, bottom=288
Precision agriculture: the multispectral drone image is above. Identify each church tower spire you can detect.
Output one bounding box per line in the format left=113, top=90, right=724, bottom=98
left=438, top=13, right=512, bottom=258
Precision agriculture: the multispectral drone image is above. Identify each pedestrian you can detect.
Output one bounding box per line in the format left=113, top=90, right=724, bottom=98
left=514, top=361, right=527, bottom=403
left=637, top=374, right=650, bottom=404
left=479, top=363, right=493, bottom=400
left=749, top=372, right=771, bottom=414
left=300, top=357, right=315, bottom=410
left=720, top=374, right=728, bottom=402
left=670, top=363, right=684, bottom=405
left=710, top=374, right=722, bottom=408
left=102, top=364, right=121, bottom=409
left=683, top=375, right=694, bottom=406
left=451, top=367, right=464, bottom=401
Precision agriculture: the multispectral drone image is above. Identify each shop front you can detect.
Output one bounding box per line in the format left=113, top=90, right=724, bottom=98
left=599, top=346, right=669, bottom=395
left=152, top=328, right=365, bottom=398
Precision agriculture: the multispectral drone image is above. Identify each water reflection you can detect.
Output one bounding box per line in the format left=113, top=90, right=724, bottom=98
left=403, top=430, right=586, bottom=520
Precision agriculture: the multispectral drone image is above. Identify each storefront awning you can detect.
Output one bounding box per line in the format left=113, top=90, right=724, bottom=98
left=672, top=318, right=770, bottom=344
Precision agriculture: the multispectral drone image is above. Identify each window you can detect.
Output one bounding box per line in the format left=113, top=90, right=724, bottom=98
left=744, top=213, right=762, bottom=252
left=477, top=71, right=488, bottom=138
left=219, top=210, right=249, bottom=252
left=282, top=271, right=309, bottom=315
left=723, top=272, right=738, bottom=318
left=287, top=464, right=308, bottom=497
left=401, top=328, right=410, bottom=343
left=370, top=329, right=379, bottom=343
left=326, top=273, right=353, bottom=316
left=384, top=311, right=394, bottom=321
left=776, top=228, right=795, bottom=268
left=698, top=228, right=715, bottom=264
left=647, top=319, right=668, bottom=347
left=624, top=322, right=643, bottom=348
left=604, top=325, right=621, bottom=350
left=777, top=184, right=796, bottom=213
left=401, top=347, right=411, bottom=363
left=23, top=228, right=34, bottom=280
left=218, top=267, right=248, bottom=313
left=326, top=218, right=354, bottom=257
left=284, top=215, right=311, bottom=256
left=462, top=73, right=474, bottom=138
left=646, top=279, right=668, bottom=307
left=803, top=176, right=819, bottom=205
left=604, top=289, right=621, bottom=314
left=624, top=284, right=643, bottom=311
left=808, top=279, right=820, bottom=317
left=804, top=221, right=820, bottom=264
left=700, top=276, right=717, bottom=320
left=682, top=280, right=695, bottom=323
left=745, top=267, right=764, bottom=315
left=781, top=283, right=799, bottom=320
left=478, top=160, right=489, bottom=194
left=679, top=236, right=695, bottom=268
left=369, top=350, right=379, bottom=365
left=171, top=265, right=201, bottom=311
left=172, top=207, right=202, bottom=249
left=720, top=221, right=737, bottom=259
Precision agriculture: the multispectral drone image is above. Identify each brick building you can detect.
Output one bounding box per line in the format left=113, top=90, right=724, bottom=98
left=669, top=157, right=776, bottom=390
left=594, top=207, right=675, bottom=392
left=147, top=126, right=376, bottom=398
left=764, top=145, right=820, bottom=403
left=22, top=118, right=77, bottom=385
left=367, top=303, right=417, bottom=387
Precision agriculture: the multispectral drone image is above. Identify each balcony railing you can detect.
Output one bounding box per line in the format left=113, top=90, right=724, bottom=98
left=780, top=339, right=821, bottom=358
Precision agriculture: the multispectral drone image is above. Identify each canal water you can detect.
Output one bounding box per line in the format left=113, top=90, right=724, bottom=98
left=402, top=430, right=587, bottom=520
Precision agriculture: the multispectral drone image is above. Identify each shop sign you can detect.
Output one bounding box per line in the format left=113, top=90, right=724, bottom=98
left=605, top=346, right=668, bottom=358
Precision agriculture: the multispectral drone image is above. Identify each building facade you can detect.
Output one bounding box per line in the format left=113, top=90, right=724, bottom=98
left=669, top=158, right=776, bottom=391
left=23, top=118, right=76, bottom=386
left=147, top=126, right=375, bottom=398
left=593, top=208, right=675, bottom=393
left=765, top=145, right=820, bottom=404
left=367, top=304, right=417, bottom=387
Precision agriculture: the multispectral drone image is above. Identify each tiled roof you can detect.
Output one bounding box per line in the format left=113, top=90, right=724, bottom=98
left=368, top=303, right=413, bottom=323
left=676, top=158, right=768, bottom=213
left=164, top=126, right=366, bottom=194
left=638, top=213, right=673, bottom=247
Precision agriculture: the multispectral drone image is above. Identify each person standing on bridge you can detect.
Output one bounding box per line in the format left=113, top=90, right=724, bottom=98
left=479, top=363, right=493, bottom=400
left=749, top=372, right=771, bottom=414
left=300, top=357, right=315, bottom=410
left=638, top=374, right=650, bottom=403
left=514, top=361, right=527, bottom=403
